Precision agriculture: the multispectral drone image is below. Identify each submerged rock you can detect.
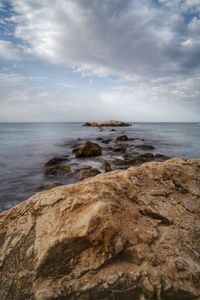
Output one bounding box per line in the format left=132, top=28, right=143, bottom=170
left=0, top=158, right=200, bottom=300
left=113, top=144, right=126, bottom=153
left=74, top=141, right=102, bottom=158
left=136, top=144, right=155, bottom=150
left=45, top=155, right=69, bottom=167
left=83, top=120, right=131, bottom=127
left=75, top=166, right=100, bottom=181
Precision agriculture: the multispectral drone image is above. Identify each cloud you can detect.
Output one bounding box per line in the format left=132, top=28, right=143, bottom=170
left=0, top=0, right=199, bottom=121
left=0, top=40, right=22, bottom=60
left=4, top=0, right=198, bottom=79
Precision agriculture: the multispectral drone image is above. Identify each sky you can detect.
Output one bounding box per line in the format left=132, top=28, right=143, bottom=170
left=0, top=0, right=200, bottom=122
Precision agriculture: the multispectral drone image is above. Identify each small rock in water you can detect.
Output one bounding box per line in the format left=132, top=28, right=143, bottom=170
left=101, top=161, right=112, bottom=172
left=116, top=135, right=129, bottom=142
left=74, top=141, right=102, bottom=158
left=136, top=144, right=155, bottom=150
left=113, top=144, right=126, bottom=153
left=45, top=155, right=69, bottom=167
left=44, top=164, right=71, bottom=176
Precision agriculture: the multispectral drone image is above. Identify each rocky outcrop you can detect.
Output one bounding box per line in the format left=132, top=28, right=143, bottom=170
left=83, top=120, right=131, bottom=127
left=0, top=158, right=200, bottom=300
left=73, top=141, right=102, bottom=158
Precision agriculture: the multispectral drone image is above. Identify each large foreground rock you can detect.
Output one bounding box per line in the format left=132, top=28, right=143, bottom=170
left=0, top=158, right=200, bottom=300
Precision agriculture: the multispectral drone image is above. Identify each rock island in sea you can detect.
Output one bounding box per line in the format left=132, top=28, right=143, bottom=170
left=83, top=120, right=131, bottom=127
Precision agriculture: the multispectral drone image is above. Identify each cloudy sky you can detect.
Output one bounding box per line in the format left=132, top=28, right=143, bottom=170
left=0, top=0, right=200, bottom=122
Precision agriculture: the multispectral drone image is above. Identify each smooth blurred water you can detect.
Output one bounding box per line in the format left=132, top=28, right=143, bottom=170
left=0, top=122, right=199, bottom=211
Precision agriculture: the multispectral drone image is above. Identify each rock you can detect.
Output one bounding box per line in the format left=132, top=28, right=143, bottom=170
left=45, top=155, right=69, bottom=167
left=101, top=161, right=112, bottom=172
left=102, top=139, right=111, bottom=144
left=44, top=164, right=71, bottom=176
left=1, top=158, right=200, bottom=300
left=75, top=166, right=100, bottom=181
left=102, top=146, right=113, bottom=151
left=136, top=144, right=155, bottom=150
left=116, top=135, right=129, bottom=142
left=110, top=129, right=116, bottom=131
left=74, top=141, right=102, bottom=158
left=113, top=144, right=126, bottom=153
left=83, top=120, right=131, bottom=127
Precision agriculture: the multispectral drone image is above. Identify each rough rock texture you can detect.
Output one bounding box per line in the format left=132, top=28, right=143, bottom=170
left=0, top=158, right=200, bottom=300
left=74, top=141, right=102, bottom=158
left=83, top=120, right=131, bottom=127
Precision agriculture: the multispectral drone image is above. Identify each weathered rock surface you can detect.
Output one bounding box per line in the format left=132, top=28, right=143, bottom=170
left=0, top=158, right=200, bottom=300
left=74, top=141, right=102, bottom=158
left=83, top=120, right=131, bottom=127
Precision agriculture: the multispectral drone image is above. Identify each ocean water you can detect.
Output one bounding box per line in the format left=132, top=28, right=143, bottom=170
left=0, top=122, right=200, bottom=211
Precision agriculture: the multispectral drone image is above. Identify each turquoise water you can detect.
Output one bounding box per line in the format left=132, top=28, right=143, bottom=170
left=0, top=122, right=199, bottom=211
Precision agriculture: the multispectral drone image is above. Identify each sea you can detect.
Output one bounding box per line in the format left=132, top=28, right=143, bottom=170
left=0, top=122, right=200, bottom=211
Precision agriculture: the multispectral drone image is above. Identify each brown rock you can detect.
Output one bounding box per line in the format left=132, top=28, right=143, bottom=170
left=44, top=164, right=71, bottom=176
left=116, top=135, right=129, bottom=142
left=0, top=158, right=200, bottom=300
left=75, top=166, right=100, bottom=181
left=101, top=161, right=112, bottom=172
left=74, top=141, right=102, bottom=158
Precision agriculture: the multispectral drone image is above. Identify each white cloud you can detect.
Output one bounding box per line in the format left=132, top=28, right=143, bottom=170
left=6, top=0, right=198, bottom=78
left=0, top=0, right=199, bottom=121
